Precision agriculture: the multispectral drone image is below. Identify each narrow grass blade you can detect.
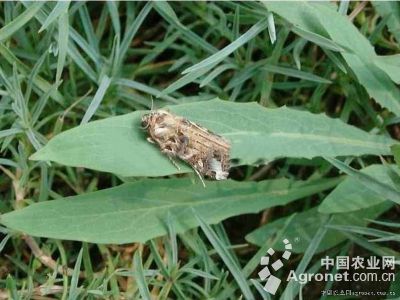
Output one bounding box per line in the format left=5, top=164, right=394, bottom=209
left=56, top=10, right=70, bottom=84
left=0, top=159, right=19, bottom=168
left=267, top=12, right=276, bottom=44
left=80, top=75, right=111, bottom=124
left=118, top=2, right=152, bottom=68
left=182, top=18, right=268, bottom=75
left=158, top=65, right=213, bottom=97
left=340, top=231, right=398, bottom=257
left=338, top=0, right=350, bottom=15
left=133, top=251, right=152, bottom=300
left=0, top=43, right=65, bottom=104
left=291, top=26, right=344, bottom=52
left=0, top=2, right=44, bottom=42
left=68, top=248, right=83, bottom=300
left=0, top=128, right=23, bottom=139
left=0, top=234, right=11, bottom=254
left=115, top=78, right=178, bottom=103
left=195, top=211, right=255, bottom=300
left=78, top=4, right=99, bottom=53
left=67, top=42, right=97, bottom=82
left=38, top=1, right=70, bottom=33
left=280, top=216, right=330, bottom=299
left=200, top=64, right=237, bottom=87
left=106, top=1, right=121, bottom=35
left=293, top=39, right=307, bottom=70
left=263, top=64, right=331, bottom=84
left=153, top=2, right=216, bottom=54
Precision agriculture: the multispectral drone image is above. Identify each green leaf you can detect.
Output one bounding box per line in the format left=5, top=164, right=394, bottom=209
left=319, top=164, right=399, bottom=214
left=0, top=177, right=340, bottom=244
left=29, top=99, right=395, bottom=177
left=246, top=202, right=393, bottom=253
left=264, top=1, right=400, bottom=116
left=392, top=145, right=400, bottom=167
left=325, top=158, right=400, bottom=205
left=374, top=54, right=400, bottom=84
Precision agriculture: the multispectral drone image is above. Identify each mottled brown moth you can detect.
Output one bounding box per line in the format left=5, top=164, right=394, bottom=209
left=141, top=110, right=230, bottom=185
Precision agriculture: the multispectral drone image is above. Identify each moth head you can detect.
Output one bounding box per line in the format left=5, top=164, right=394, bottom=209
left=141, top=113, right=153, bottom=129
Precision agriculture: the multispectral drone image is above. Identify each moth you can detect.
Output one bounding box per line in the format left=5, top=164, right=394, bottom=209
left=141, top=110, right=230, bottom=185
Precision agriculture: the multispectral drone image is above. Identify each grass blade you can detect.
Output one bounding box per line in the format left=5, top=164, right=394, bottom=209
left=195, top=211, right=255, bottom=300
left=56, top=9, right=70, bottom=84
left=38, top=1, right=70, bottom=33
left=68, top=248, right=83, bottom=300
left=263, top=64, right=331, bottom=84
left=133, top=251, right=152, bottom=300
left=182, top=18, right=268, bottom=75
left=80, top=75, right=111, bottom=124
left=0, top=2, right=44, bottom=42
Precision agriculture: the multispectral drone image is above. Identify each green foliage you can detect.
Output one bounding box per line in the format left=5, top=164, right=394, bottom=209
left=1, top=177, right=339, bottom=244
left=30, top=99, right=395, bottom=177
left=246, top=202, right=393, bottom=253
left=319, top=164, right=399, bottom=213
left=0, top=1, right=399, bottom=299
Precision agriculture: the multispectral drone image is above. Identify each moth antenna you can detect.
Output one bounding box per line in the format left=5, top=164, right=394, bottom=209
left=151, top=96, right=154, bottom=111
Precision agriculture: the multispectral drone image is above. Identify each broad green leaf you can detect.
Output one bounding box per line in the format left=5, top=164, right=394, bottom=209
left=264, top=2, right=400, bottom=116
left=393, top=145, right=400, bottom=167
left=29, top=99, right=395, bottom=177
left=246, top=202, right=393, bottom=253
left=319, top=165, right=399, bottom=214
left=325, top=158, right=400, bottom=205
left=0, top=177, right=339, bottom=244
left=374, top=55, right=400, bottom=84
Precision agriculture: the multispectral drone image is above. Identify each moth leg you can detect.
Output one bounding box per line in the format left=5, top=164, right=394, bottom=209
left=193, top=167, right=206, bottom=188
left=161, top=149, right=181, bottom=171
left=160, top=142, right=181, bottom=171
left=147, top=137, right=155, bottom=144
left=167, top=155, right=181, bottom=171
